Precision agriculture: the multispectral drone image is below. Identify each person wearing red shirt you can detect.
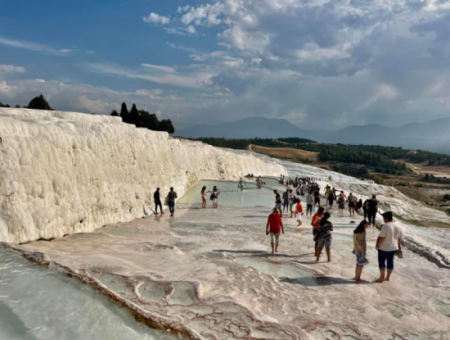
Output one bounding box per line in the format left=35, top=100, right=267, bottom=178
left=266, top=208, right=285, bottom=254
left=311, top=207, right=325, bottom=257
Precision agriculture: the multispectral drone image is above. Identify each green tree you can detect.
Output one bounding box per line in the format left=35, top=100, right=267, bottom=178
left=0, top=101, right=10, bottom=107
left=27, top=94, right=53, bottom=110
left=158, top=119, right=175, bottom=134
left=120, top=102, right=129, bottom=123
left=129, top=103, right=140, bottom=125
left=110, top=110, right=119, bottom=117
left=138, top=110, right=159, bottom=130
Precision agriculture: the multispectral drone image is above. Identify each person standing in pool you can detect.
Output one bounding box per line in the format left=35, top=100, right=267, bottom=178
left=211, top=186, right=220, bottom=209
left=256, top=177, right=262, bottom=189
left=266, top=208, right=284, bottom=254
left=353, top=220, right=369, bottom=282
left=316, top=212, right=333, bottom=262
left=201, top=186, right=207, bottom=209
left=238, top=177, right=246, bottom=191
left=289, top=189, right=296, bottom=218
left=347, top=193, right=356, bottom=217
left=306, top=191, right=313, bottom=216
left=153, top=187, right=164, bottom=215
left=314, top=187, right=321, bottom=209
left=366, top=195, right=378, bottom=227
left=273, top=190, right=283, bottom=216
left=375, top=211, right=403, bottom=283
left=167, top=187, right=178, bottom=217
left=311, top=207, right=325, bottom=258
left=282, top=189, right=289, bottom=214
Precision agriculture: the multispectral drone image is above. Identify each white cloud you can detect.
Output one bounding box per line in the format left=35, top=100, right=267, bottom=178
left=143, top=12, right=170, bottom=25
left=0, top=64, right=26, bottom=75
left=181, top=2, right=225, bottom=26
left=0, top=36, right=78, bottom=55
left=297, top=48, right=351, bottom=61
left=85, top=63, right=212, bottom=89
left=141, top=64, right=177, bottom=73
left=164, top=26, right=197, bottom=36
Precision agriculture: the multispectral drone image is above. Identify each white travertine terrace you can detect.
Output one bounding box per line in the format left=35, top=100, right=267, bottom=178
left=0, top=108, right=287, bottom=243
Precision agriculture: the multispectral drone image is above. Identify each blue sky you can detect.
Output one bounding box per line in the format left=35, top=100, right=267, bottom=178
left=1, top=0, right=450, bottom=130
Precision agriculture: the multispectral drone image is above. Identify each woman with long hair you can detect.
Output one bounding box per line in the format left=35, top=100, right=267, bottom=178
left=353, top=220, right=369, bottom=281
left=201, top=186, right=207, bottom=209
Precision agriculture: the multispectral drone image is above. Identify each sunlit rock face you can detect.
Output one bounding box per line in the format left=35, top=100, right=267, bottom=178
left=0, top=108, right=286, bottom=243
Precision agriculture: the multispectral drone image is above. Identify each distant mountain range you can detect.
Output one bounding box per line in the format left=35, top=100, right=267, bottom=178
left=176, top=117, right=450, bottom=154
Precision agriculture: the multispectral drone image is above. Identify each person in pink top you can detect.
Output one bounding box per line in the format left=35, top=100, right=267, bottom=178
left=266, top=208, right=285, bottom=254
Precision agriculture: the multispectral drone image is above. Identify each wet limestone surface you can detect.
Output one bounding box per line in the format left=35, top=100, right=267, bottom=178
left=17, top=182, right=450, bottom=339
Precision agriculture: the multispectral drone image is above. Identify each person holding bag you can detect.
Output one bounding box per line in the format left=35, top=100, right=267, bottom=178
left=353, top=220, right=369, bottom=282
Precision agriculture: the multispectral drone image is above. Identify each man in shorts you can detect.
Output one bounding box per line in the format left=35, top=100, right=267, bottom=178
left=311, top=207, right=325, bottom=257
left=273, top=190, right=283, bottom=217
left=375, top=211, right=403, bottom=282
left=306, top=192, right=313, bottom=216
left=266, top=208, right=285, bottom=254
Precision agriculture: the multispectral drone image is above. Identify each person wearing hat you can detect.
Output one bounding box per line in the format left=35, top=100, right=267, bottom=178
left=375, top=211, right=403, bottom=283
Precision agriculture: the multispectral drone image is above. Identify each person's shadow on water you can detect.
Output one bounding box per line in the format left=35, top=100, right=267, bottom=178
left=280, top=276, right=369, bottom=287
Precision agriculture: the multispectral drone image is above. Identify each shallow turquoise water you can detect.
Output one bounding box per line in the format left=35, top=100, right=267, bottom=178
left=178, top=180, right=277, bottom=208
left=0, top=248, right=175, bottom=340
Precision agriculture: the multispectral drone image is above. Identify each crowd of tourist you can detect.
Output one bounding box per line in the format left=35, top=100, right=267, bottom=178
left=151, top=174, right=403, bottom=283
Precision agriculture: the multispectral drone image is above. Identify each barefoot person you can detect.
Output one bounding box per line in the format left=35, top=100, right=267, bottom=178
left=296, top=199, right=303, bottom=227
left=375, top=211, right=403, bottom=283
left=366, top=195, right=378, bottom=227
left=273, top=190, right=282, bottom=216
left=153, top=187, right=164, bottom=215
left=311, top=207, right=325, bottom=258
left=201, top=186, right=207, bottom=209
left=306, top=191, right=313, bottom=216
left=238, top=177, right=245, bottom=191
left=167, top=187, right=178, bottom=217
left=266, top=208, right=284, bottom=254
left=316, top=212, right=333, bottom=262
left=353, top=220, right=369, bottom=281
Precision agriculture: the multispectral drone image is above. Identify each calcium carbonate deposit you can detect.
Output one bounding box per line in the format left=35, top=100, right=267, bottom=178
left=2, top=108, right=450, bottom=339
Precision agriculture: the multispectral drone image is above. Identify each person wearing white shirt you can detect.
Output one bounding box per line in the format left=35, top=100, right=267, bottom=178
left=375, top=211, right=403, bottom=283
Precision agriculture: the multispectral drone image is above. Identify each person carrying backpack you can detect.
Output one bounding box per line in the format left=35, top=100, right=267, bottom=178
left=167, top=187, right=178, bottom=217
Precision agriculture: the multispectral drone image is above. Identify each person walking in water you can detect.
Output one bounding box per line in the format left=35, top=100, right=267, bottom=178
left=211, top=186, right=220, bottom=209
left=347, top=193, right=356, bottom=217
left=366, top=195, right=378, bottom=227
left=167, top=187, right=178, bottom=217
left=375, top=212, right=403, bottom=283
left=296, top=199, right=303, bottom=227
left=238, top=177, right=246, bottom=191
left=282, top=189, right=289, bottom=214
left=273, top=190, right=282, bottom=216
left=353, top=220, right=369, bottom=282
left=266, top=208, right=284, bottom=254
left=306, top=191, right=313, bottom=216
left=201, top=186, right=207, bottom=209
left=153, top=187, right=164, bottom=215
left=316, top=212, right=333, bottom=262
left=314, top=187, right=321, bottom=209
left=311, top=207, right=325, bottom=258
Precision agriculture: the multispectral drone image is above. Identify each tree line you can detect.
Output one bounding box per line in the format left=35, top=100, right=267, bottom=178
left=110, top=102, right=175, bottom=134
left=191, top=137, right=409, bottom=175
left=1, top=95, right=176, bottom=134
left=1, top=94, right=53, bottom=110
